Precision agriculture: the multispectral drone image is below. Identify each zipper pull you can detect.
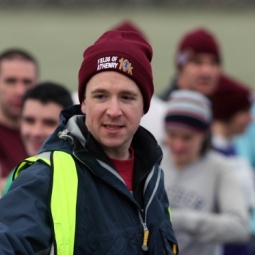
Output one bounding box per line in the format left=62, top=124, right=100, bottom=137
left=141, top=223, right=149, bottom=251
left=172, top=243, right=177, bottom=255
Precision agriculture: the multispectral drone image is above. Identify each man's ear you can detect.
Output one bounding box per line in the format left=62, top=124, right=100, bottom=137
left=81, top=100, right=86, bottom=114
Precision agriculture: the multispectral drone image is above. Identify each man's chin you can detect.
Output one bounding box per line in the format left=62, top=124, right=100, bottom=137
left=27, top=145, right=43, bottom=156
left=197, top=85, right=215, bottom=96
left=235, top=127, right=247, bottom=135
left=6, top=111, right=21, bottom=122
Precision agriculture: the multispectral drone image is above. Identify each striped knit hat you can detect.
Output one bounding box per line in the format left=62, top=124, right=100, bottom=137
left=165, top=90, right=212, bottom=132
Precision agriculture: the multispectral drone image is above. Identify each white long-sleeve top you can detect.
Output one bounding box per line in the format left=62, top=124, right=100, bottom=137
left=161, top=149, right=249, bottom=255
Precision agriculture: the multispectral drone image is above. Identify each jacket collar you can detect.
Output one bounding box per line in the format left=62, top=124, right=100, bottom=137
left=52, top=105, right=163, bottom=167
left=40, top=105, right=163, bottom=206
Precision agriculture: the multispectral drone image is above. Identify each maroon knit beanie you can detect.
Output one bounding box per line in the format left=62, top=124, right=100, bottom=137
left=176, top=28, right=221, bottom=68
left=112, top=20, right=148, bottom=41
left=210, top=74, right=253, bottom=121
left=78, top=30, right=153, bottom=113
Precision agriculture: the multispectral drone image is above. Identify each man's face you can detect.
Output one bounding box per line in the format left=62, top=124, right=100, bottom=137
left=226, top=109, right=252, bottom=136
left=21, top=99, right=63, bottom=156
left=165, top=128, right=205, bottom=168
left=0, top=59, right=37, bottom=121
left=179, top=53, right=220, bottom=96
left=81, top=71, right=144, bottom=159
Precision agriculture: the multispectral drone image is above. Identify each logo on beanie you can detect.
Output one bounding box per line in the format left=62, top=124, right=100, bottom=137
left=97, top=56, right=119, bottom=71
left=96, top=56, right=133, bottom=75
left=119, top=58, right=133, bottom=75
left=176, top=52, right=188, bottom=66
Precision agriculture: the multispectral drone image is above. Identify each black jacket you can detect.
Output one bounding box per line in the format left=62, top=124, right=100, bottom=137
left=0, top=105, right=178, bottom=254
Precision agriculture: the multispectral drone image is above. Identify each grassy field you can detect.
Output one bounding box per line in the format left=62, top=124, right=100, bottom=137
left=0, top=7, right=254, bottom=94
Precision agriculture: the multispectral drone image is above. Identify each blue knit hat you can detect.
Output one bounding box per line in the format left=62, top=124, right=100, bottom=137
left=165, top=90, right=212, bottom=132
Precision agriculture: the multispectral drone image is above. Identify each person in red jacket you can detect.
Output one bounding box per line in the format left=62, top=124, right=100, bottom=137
left=0, top=49, right=38, bottom=190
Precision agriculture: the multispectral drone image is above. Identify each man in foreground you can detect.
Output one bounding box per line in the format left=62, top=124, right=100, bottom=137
left=0, top=30, right=178, bottom=254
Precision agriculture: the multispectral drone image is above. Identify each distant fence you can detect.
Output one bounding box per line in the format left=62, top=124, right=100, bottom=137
left=0, top=0, right=254, bottom=8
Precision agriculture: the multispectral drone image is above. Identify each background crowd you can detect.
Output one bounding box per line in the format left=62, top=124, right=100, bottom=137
left=0, top=6, right=254, bottom=255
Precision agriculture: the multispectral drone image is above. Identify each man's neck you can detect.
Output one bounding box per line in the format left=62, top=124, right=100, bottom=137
left=176, top=75, right=184, bottom=89
left=212, top=121, right=233, bottom=140
left=0, top=109, right=20, bottom=130
left=103, top=146, right=131, bottom=161
left=177, top=75, right=188, bottom=90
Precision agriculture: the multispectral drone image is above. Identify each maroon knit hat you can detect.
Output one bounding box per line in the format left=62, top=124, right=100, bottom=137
left=210, top=74, right=253, bottom=120
left=78, top=30, right=153, bottom=113
left=176, top=28, right=221, bottom=68
left=112, top=20, right=148, bottom=40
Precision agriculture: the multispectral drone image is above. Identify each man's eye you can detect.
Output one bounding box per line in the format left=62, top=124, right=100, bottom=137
left=23, top=79, right=34, bottom=86
left=23, top=117, right=35, bottom=124
left=44, top=120, right=57, bottom=127
left=5, top=78, right=17, bottom=85
left=95, top=94, right=105, bottom=99
left=122, top=95, right=134, bottom=100
left=193, top=59, right=202, bottom=65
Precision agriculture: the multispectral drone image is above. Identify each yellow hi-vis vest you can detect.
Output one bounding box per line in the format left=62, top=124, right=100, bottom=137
left=14, top=151, right=78, bottom=255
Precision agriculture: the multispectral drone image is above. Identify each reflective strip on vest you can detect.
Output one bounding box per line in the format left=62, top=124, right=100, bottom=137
left=14, top=156, right=50, bottom=180
left=168, top=206, right=172, bottom=221
left=14, top=151, right=78, bottom=255
left=51, top=151, right=78, bottom=255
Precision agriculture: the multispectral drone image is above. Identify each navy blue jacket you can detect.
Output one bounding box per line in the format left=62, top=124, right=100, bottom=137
left=0, top=105, right=178, bottom=255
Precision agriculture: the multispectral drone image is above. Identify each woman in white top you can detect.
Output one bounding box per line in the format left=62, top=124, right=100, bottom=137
left=161, top=90, right=249, bottom=255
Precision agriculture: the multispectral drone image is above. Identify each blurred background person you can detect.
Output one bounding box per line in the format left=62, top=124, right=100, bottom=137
left=161, top=90, right=249, bottom=255
left=0, top=49, right=38, bottom=190
left=2, top=81, right=73, bottom=195
left=210, top=74, right=255, bottom=255
left=159, top=28, right=221, bottom=100
left=234, top=94, right=255, bottom=254
left=235, top=103, right=255, bottom=170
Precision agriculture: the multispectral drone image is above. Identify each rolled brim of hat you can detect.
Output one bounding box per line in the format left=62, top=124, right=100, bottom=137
left=165, top=115, right=211, bottom=133
left=78, top=30, right=154, bottom=114
left=164, top=90, right=212, bottom=132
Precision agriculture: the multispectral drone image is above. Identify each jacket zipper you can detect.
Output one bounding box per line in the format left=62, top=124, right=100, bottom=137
left=139, top=211, right=149, bottom=251
left=172, top=244, right=177, bottom=255
left=138, top=166, right=162, bottom=252
left=73, top=151, right=177, bottom=254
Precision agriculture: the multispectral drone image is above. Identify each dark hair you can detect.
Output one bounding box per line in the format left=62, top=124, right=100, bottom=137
left=23, top=82, right=73, bottom=109
left=200, top=131, right=212, bottom=156
left=0, top=48, right=39, bottom=75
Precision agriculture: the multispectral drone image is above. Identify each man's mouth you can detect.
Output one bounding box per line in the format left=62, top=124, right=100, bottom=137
left=104, top=125, right=122, bottom=130
left=198, top=78, right=211, bottom=84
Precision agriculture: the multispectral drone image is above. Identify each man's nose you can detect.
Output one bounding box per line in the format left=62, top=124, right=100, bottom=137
left=30, top=122, right=43, bottom=137
left=106, top=99, right=122, bottom=118
left=15, top=83, right=27, bottom=97
left=173, top=139, right=185, bottom=152
left=201, top=63, right=214, bottom=75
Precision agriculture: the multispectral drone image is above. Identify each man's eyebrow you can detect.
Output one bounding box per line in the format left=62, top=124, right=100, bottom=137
left=91, top=89, right=108, bottom=94
left=42, top=118, right=58, bottom=124
left=121, top=90, right=138, bottom=96
left=90, top=89, right=138, bottom=96
left=22, top=116, right=34, bottom=120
